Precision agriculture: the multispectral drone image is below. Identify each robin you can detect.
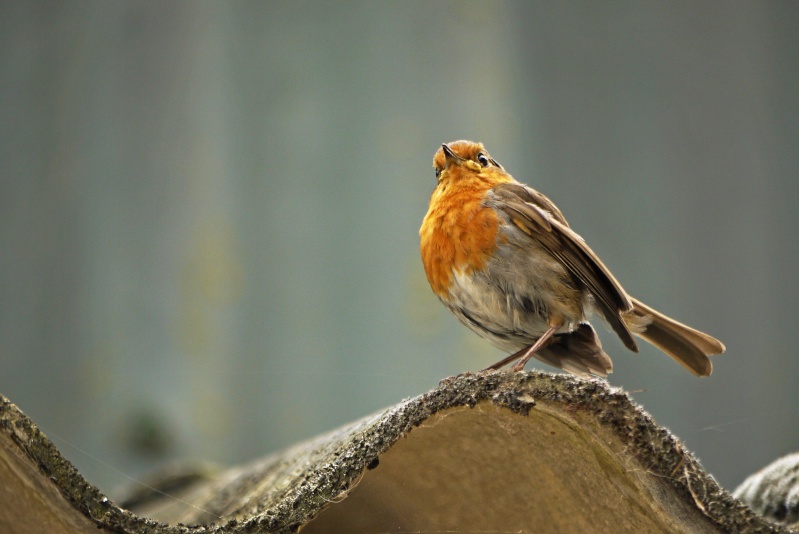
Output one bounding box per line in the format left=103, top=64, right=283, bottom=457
left=419, top=140, right=725, bottom=377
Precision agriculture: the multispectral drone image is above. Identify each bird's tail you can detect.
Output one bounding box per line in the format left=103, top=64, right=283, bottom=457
left=625, top=296, right=725, bottom=376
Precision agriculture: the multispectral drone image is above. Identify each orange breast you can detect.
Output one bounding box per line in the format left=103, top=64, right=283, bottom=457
left=420, top=181, right=502, bottom=298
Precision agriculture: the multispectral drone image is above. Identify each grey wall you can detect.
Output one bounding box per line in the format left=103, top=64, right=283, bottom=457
left=1, top=1, right=797, bottom=499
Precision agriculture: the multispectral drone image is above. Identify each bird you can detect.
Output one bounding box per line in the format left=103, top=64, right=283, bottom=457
left=419, top=140, right=725, bottom=377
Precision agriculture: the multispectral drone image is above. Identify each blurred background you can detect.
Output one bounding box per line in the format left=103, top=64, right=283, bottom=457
left=1, top=0, right=797, bottom=500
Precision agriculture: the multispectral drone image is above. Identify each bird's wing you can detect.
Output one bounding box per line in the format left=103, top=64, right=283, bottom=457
left=489, top=182, right=638, bottom=351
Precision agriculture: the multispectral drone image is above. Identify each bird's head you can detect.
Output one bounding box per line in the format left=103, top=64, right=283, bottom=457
left=432, top=140, right=505, bottom=184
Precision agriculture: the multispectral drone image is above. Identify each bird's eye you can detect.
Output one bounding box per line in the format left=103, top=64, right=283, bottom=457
left=477, top=153, right=490, bottom=167
left=434, top=167, right=441, bottom=179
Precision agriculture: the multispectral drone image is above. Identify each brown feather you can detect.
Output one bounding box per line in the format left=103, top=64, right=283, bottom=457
left=491, top=183, right=638, bottom=352
left=627, top=297, right=725, bottom=377
left=536, top=323, right=614, bottom=377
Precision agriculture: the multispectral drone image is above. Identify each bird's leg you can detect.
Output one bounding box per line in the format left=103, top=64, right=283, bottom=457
left=509, top=320, right=564, bottom=373
left=482, top=320, right=565, bottom=372
left=483, top=346, right=530, bottom=371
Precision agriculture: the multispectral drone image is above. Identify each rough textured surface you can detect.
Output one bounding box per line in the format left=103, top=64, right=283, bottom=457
left=735, top=452, right=799, bottom=530
left=0, top=371, right=789, bottom=533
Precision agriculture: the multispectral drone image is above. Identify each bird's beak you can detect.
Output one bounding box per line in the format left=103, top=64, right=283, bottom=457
left=441, top=144, right=460, bottom=166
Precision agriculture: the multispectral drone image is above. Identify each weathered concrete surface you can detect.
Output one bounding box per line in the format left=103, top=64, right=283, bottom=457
left=735, top=452, right=799, bottom=530
left=0, top=371, right=787, bottom=533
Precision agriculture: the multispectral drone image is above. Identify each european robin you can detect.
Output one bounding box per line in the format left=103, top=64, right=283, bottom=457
left=419, top=140, right=725, bottom=377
